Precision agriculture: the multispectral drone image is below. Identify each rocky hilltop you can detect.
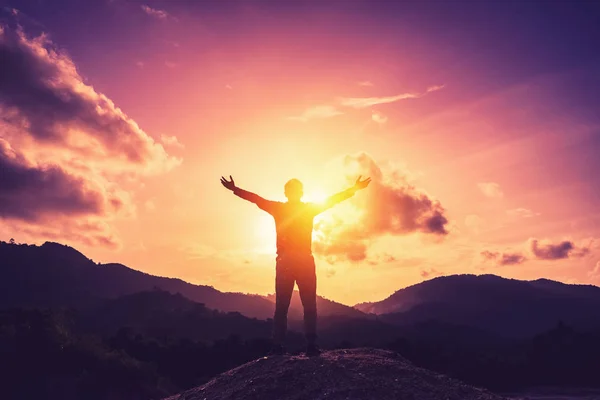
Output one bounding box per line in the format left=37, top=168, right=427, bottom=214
left=163, top=348, right=507, bottom=400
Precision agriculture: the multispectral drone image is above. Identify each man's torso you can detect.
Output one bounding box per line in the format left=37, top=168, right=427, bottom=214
left=271, top=202, right=317, bottom=256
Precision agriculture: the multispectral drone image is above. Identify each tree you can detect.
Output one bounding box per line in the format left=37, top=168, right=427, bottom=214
left=9, top=238, right=15, bottom=245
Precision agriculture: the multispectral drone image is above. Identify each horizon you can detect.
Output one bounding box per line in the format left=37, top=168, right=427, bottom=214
left=4, top=239, right=600, bottom=308
left=1, top=0, right=600, bottom=305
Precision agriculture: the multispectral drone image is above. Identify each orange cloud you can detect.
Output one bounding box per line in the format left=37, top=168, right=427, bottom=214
left=589, top=261, right=600, bottom=281
left=161, top=134, right=185, bottom=149
left=314, top=153, right=448, bottom=263
left=289, top=84, right=443, bottom=121
left=288, top=105, right=343, bottom=122
left=478, top=182, right=504, bottom=198
left=339, top=93, right=419, bottom=108
left=339, top=84, right=444, bottom=108
left=506, top=208, right=539, bottom=218
left=371, top=111, right=388, bottom=125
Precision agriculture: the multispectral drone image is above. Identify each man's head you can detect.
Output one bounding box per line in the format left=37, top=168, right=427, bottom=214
left=284, top=178, right=304, bottom=202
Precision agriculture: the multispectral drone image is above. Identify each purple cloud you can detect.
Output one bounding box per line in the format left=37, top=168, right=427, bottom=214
left=529, top=238, right=590, bottom=260
left=481, top=250, right=527, bottom=266
left=0, top=25, right=179, bottom=247
left=0, top=140, right=115, bottom=222
left=0, top=25, right=177, bottom=169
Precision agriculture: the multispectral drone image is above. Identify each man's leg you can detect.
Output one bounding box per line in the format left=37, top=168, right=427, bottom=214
left=273, top=256, right=295, bottom=347
left=296, top=256, right=317, bottom=347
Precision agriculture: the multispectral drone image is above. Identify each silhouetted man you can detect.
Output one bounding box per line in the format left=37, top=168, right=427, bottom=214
left=220, top=175, right=371, bottom=356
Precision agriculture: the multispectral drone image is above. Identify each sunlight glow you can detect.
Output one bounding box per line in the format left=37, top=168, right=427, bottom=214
left=304, top=189, right=328, bottom=204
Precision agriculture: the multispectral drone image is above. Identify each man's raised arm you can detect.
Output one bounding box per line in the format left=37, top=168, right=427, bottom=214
left=220, top=175, right=277, bottom=213
left=315, top=176, right=371, bottom=214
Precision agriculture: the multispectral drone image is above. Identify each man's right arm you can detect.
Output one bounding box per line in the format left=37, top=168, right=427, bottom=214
left=221, top=176, right=277, bottom=213
left=233, top=187, right=272, bottom=210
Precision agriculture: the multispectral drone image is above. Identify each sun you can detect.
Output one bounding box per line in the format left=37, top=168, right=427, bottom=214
left=304, top=188, right=328, bottom=205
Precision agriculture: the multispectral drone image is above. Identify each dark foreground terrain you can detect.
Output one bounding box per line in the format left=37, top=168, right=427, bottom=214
left=163, top=348, right=506, bottom=400
left=2, top=241, right=600, bottom=399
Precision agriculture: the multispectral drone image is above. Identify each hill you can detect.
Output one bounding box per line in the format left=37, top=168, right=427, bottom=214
left=0, top=241, right=360, bottom=320
left=264, top=291, right=367, bottom=321
left=78, top=289, right=275, bottom=342
left=163, top=348, right=506, bottom=400
left=355, top=274, right=600, bottom=337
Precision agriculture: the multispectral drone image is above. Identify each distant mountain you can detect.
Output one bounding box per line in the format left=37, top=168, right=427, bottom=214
left=355, top=274, right=600, bottom=337
left=78, top=289, right=278, bottom=342
left=0, top=241, right=276, bottom=319
left=264, top=291, right=367, bottom=321
left=0, top=241, right=361, bottom=321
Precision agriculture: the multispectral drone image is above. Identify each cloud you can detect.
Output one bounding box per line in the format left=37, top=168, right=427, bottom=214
left=144, top=200, right=156, bottom=212
left=528, top=238, right=591, bottom=260
left=1, top=218, right=119, bottom=249
left=288, top=105, right=343, bottom=122
left=358, top=80, right=373, bottom=87
left=589, top=261, right=600, bottom=281
left=371, top=111, right=388, bottom=125
left=325, top=268, right=336, bottom=278
left=165, top=61, right=177, bottom=68
left=478, top=182, right=504, bottom=198
left=506, top=208, right=539, bottom=218
left=160, top=134, right=184, bottom=149
left=136, top=61, right=145, bottom=68
left=0, top=26, right=178, bottom=171
left=339, top=93, right=419, bottom=108
left=0, top=139, right=115, bottom=221
left=313, top=153, right=449, bottom=264
left=339, top=84, right=444, bottom=109
left=481, top=250, right=527, bottom=266
left=289, top=84, right=443, bottom=121
left=163, top=40, right=180, bottom=48
left=426, top=84, right=445, bottom=93
left=0, top=25, right=180, bottom=247
left=141, top=5, right=171, bottom=20
left=420, top=268, right=442, bottom=279
left=464, top=214, right=483, bottom=232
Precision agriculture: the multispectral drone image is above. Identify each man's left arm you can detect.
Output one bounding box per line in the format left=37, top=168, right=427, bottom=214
left=313, top=176, right=371, bottom=215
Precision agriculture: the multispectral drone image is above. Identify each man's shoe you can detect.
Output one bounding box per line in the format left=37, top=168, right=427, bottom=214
left=268, top=344, right=286, bottom=356
left=305, top=343, right=321, bottom=357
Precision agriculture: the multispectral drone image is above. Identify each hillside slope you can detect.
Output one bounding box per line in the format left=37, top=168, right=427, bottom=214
left=163, top=348, right=506, bottom=400
left=355, top=274, right=600, bottom=337
left=0, top=241, right=359, bottom=320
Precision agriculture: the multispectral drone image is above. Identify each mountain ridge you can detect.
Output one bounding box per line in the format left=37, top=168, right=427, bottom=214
left=0, top=241, right=363, bottom=320
left=354, top=273, right=600, bottom=337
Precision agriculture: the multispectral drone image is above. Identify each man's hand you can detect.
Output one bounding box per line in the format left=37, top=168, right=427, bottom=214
left=220, top=175, right=237, bottom=191
left=353, top=175, right=371, bottom=191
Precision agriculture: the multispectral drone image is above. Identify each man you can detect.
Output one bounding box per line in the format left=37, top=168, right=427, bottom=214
left=220, top=175, right=371, bottom=356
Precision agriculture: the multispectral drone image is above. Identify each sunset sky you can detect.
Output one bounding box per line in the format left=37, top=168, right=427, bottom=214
left=1, top=0, right=600, bottom=305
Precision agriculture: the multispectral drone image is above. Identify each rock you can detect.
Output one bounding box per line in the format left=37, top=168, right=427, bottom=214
left=162, top=348, right=507, bottom=400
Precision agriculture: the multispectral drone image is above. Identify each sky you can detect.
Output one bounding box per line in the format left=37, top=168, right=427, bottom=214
left=1, top=0, right=600, bottom=305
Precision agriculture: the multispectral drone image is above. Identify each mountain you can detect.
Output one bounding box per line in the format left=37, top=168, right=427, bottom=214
left=163, top=348, right=507, bottom=400
left=264, top=291, right=367, bottom=321
left=355, top=274, right=600, bottom=337
left=0, top=241, right=275, bottom=318
left=78, top=289, right=278, bottom=342
left=0, top=241, right=358, bottom=320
